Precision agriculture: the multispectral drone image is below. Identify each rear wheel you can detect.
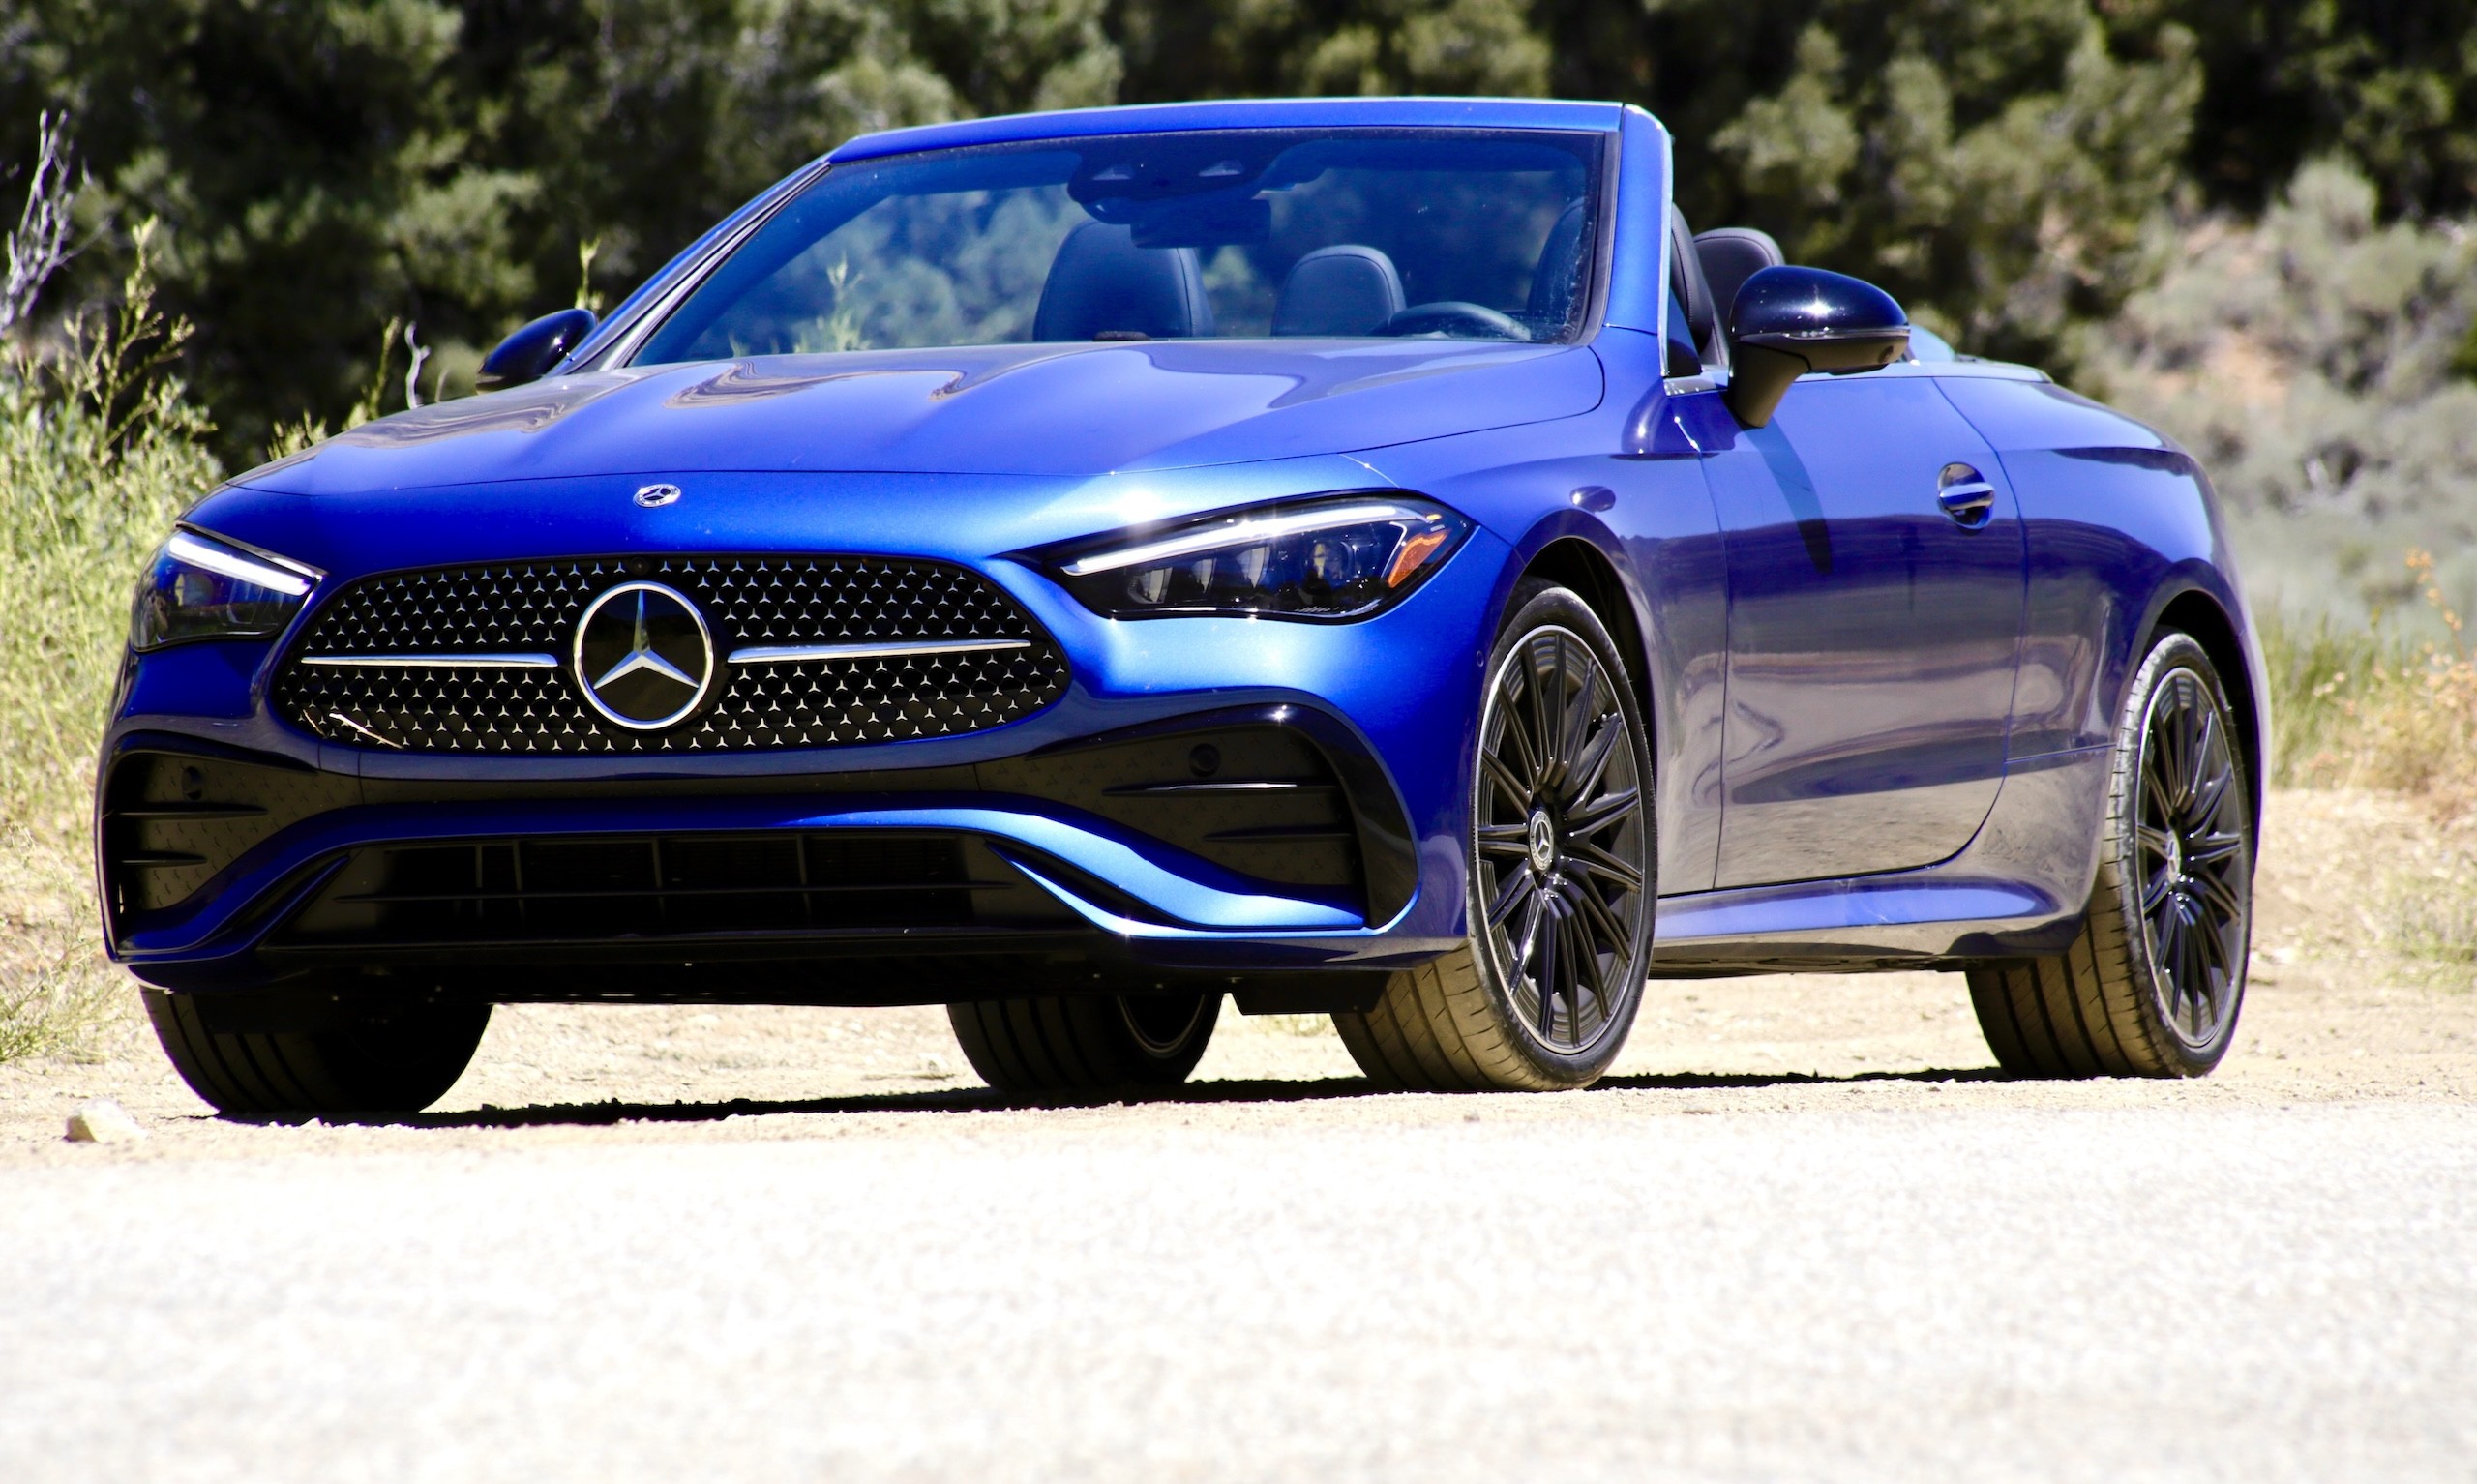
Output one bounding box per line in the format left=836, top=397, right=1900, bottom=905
left=1967, top=632, right=2254, bottom=1078
left=1334, top=585, right=1656, bottom=1090
left=946, top=992, right=1220, bottom=1093
left=143, top=987, right=491, bottom=1114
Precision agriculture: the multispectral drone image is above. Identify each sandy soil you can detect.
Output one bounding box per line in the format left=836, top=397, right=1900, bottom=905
left=3, top=787, right=2467, bottom=1163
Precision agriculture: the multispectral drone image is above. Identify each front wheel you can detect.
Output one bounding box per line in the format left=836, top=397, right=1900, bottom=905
left=1967, top=631, right=2255, bottom=1078
left=143, top=986, right=491, bottom=1114
left=1335, top=585, right=1657, bottom=1090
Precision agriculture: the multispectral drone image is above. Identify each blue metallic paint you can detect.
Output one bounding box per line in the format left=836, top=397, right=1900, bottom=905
left=1698, top=371, right=2024, bottom=887
left=104, top=97, right=2264, bottom=1001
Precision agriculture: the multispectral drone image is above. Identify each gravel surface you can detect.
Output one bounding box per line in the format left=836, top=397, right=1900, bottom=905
left=1, top=788, right=2469, bottom=1480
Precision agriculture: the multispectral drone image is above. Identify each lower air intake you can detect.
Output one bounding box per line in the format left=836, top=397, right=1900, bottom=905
left=277, top=832, right=986, bottom=946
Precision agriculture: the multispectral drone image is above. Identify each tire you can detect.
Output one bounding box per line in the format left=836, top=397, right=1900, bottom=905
left=1967, top=631, right=2255, bottom=1078
left=1334, top=584, right=1657, bottom=1091
left=947, top=992, right=1220, bottom=1093
left=142, top=986, right=492, bottom=1114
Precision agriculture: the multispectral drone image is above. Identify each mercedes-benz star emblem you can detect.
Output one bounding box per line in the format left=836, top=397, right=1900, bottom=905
left=573, top=580, right=716, bottom=730
left=634, top=483, right=682, bottom=508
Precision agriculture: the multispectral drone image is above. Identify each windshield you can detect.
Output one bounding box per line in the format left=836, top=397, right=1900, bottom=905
left=629, top=129, right=1603, bottom=363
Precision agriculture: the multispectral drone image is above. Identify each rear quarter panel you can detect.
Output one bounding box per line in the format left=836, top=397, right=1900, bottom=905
left=1931, top=371, right=2268, bottom=793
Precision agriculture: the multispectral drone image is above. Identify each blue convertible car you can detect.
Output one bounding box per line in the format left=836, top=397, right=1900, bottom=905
left=103, top=98, right=2264, bottom=1112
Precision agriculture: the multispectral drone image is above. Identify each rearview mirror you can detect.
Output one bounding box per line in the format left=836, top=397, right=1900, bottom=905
left=1722, top=266, right=1909, bottom=429
left=475, top=307, right=599, bottom=393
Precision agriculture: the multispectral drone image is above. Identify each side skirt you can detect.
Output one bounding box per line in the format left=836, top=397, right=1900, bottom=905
left=1651, top=745, right=2110, bottom=973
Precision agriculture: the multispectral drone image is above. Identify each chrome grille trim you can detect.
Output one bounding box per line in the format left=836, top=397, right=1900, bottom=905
left=300, top=653, right=561, bottom=669
left=725, top=638, right=1031, bottom=665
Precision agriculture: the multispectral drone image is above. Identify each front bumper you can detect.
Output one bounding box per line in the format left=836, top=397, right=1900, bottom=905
left=100, top=699, right=1460, bottom=997
left=102, top=473, right=1513, bottom=1002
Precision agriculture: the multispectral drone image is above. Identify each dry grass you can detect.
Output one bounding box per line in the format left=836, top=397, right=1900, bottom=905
left=0, top=825, right=125, bottom=1063
left=2263, top=552, right=2477, bottom=814
left=2259, top=557, right=2477, bottom=981
left=0, top=228, right=217, bottom=1063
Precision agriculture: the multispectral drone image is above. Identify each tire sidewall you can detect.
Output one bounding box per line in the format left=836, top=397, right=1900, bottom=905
left=2107, top=632, right=2253, bottom=1074
left=1112, top=992, right=1219, bottom=1079
left=1465, top=584, right=1657, bottom=1083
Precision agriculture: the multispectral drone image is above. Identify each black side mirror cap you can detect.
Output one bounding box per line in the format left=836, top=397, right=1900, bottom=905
left=475, top=307, right=600, bottom=393
left=1721, top=266, right=1909, bottom=428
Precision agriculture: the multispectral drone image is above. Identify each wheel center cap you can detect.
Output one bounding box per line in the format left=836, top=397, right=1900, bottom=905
left=2164, top=830, right=2185, bottom=882
left=1527, top=810, right=1558, bottom=875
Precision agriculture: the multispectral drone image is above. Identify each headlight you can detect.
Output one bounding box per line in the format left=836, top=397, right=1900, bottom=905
left=1050, top=495, right=1471, bottom=620
left=129, top=528, right=319, bottom=650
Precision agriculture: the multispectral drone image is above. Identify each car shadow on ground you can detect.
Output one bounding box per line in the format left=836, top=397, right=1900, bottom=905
left=221, top=1066, right=2014, bottom=1129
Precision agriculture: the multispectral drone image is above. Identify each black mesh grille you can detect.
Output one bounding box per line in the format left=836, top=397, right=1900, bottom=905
left=273, top=555, right=1070, bottom=754
left=275, top=832, right=986, bottom=945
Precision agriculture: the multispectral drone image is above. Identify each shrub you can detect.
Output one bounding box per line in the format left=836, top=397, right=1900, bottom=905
left=2101, top=161, right=2477, bottom=626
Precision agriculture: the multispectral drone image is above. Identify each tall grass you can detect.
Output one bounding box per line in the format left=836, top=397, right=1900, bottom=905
left=0, top=227, right=221, bottom=1060
left=2259, top=561, right=2477, bottom=980
left=2261, top=552, right=2477, bottom=812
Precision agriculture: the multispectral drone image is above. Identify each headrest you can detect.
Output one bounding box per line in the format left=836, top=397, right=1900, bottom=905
left=1693, top=227, right=1786, bottom=329
left=1272, top=246, right=1406, bottom=336
left=1528, top=200, right=1589, bottom=327
left=1033, top=221, right=1215, bottom=341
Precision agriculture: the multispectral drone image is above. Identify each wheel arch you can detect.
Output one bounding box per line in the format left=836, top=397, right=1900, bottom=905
left=1515, top=535, right=1656, bottom=743
left=2148, top=586, right=2264, bottom=828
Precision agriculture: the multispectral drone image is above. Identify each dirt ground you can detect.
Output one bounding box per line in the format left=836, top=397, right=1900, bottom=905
left=3, top=787, right=2468, bottom=1163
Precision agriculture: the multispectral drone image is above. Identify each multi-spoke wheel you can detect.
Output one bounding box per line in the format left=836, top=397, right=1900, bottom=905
left=1335, top=584, right=1656, bottom=1090
left=1967, top=632, right=2255, bottom=1078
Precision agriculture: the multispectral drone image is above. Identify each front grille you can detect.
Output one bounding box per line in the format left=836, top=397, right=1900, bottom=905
left=276, top=831, right=994, bottom=946
left=273, top=555, right=1070, bottom=753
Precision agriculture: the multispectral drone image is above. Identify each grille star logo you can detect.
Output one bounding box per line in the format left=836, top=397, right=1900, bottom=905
left=572, top=580, right=716, bottom=730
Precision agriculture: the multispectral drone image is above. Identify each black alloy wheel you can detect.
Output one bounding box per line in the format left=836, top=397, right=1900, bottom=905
left=2133, top=662, right=2252, bottom=1050
left=1333, top=584, right=1657, bottom=1090
left=1967, top=631, right=2255, bottom=1078
left=1472, top=622, right=1651, bottom=1055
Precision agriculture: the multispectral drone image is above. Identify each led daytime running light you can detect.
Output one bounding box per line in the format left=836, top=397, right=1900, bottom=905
left=1059, top=502, right=1432, bottom=578
left=164, top=530, right=316, bottom=597
left=1048, top=494, right=1470, bottom=622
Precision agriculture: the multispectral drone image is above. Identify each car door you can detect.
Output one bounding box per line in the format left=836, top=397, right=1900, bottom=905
left=1699, top=371, right=2026, bottom=887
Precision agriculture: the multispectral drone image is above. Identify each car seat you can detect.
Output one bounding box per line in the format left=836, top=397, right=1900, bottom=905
left=1691, top=226, right=1785, bottom=331
left=1271, top=245, right=1406, bottom=336
left=1529, top=200, right=1589, bottom=331
left=1034, top=221, right=1215, bottom=341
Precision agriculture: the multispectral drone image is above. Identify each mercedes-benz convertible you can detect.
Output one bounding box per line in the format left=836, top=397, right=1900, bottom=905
left=103, top=97, right=2264, bottom=1113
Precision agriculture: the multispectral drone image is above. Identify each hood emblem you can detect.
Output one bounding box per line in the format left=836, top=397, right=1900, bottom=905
left=634, top=483, right=682, bottom=508
left=573, top=581, right=715, bottom=730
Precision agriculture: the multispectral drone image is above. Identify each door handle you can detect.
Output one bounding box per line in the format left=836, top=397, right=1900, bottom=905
left=1936, top=463, right=1996, bottom=528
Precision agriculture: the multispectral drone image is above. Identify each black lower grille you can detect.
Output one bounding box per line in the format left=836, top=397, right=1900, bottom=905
left=273, top=554, right=1071, bottom=754
left=102, top=748, right=358, bottom=929
left=276, top=832, right=1017, bottom=946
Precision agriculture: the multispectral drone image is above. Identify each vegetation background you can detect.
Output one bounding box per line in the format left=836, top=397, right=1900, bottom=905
left=0, top=0, right=2470, bottom=1054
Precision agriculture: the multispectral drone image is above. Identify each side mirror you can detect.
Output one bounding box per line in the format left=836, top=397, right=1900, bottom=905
left=1721, top=266, right=1909, bottom=429
left=475, top=307, right=599, bottom=393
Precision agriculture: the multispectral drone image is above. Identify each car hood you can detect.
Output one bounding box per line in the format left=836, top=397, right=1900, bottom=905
left=238, top=340, right=1604, bottom=494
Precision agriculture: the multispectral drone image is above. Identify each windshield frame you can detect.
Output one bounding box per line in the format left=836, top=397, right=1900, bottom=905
left=592, top=126, right=1619, bottom=370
